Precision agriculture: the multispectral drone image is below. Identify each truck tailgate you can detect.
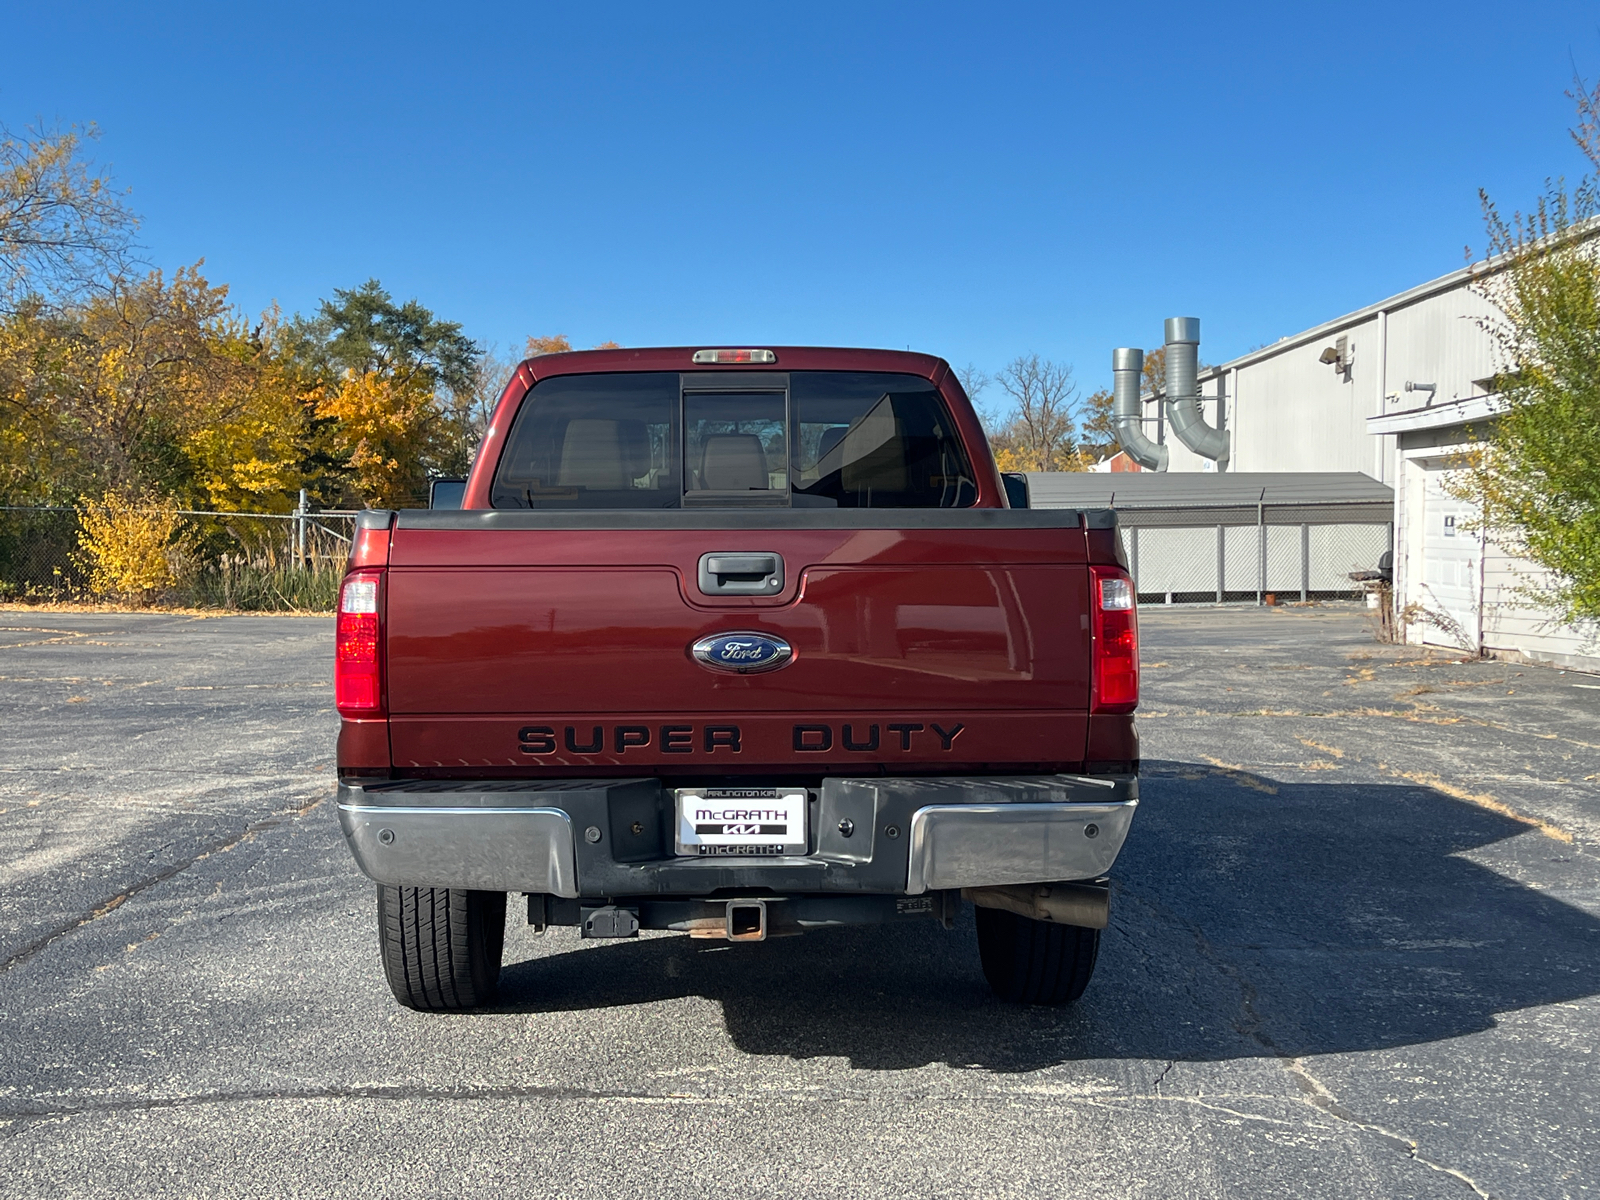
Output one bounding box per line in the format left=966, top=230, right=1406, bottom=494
left=383, top=513, right=1093, bottom=772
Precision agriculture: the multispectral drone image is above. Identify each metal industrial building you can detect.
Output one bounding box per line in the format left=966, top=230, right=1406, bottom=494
left=1106, top=236, right=1599, bottom=670
left=1112, top=269, right=1504, bottom=483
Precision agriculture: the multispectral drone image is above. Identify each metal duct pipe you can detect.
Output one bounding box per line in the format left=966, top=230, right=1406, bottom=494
left=1112, top=347, right=1168, bottom=470
left=1163, top=316, right=1230, bottom=466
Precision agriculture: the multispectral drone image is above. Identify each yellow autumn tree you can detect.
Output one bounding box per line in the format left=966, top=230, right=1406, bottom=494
left=0, top=265, right=318, bottom=509
left=182, top=309, right=317, bottom=512
left=524, top=334, right=621, bottom=356
left=525, top=334, right=573, bottom=356
left=317, top=370, right=442, bottom=508
left=1, top=121, right=137, bottom=309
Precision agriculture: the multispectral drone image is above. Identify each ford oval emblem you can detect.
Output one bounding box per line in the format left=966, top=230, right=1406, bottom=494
left=691, top=631, right=794, bottom=674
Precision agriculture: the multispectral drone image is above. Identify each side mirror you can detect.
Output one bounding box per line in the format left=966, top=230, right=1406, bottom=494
left=1001, top=472, right=1030, bottom=509
left=429, top=478, right=468, bottom=510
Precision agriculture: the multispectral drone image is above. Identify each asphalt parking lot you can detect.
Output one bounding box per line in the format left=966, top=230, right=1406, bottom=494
left=0, top=605, right=1596, bottom=1199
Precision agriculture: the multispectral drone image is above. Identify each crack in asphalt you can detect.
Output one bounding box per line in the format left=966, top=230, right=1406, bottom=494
left=1284, top=1058, right=1494, bottom=1198
left=1149, top=1059, right=1177, bottom=1092
left=0, top=1082, right=1367, bottom=1137
left=0, top=1083, right=700, bottom=1128
left=0, top=791, right=330, bottom=976
left=1122, top=882, right=1499, bottom=1197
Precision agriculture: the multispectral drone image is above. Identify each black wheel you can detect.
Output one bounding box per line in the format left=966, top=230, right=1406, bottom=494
left=376, top=885, right=506, bottom=1011
left=975, top=905, right=1100, bottom=1005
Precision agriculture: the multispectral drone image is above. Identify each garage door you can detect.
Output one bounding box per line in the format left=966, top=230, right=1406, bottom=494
left=1420, top=466, right=1480, bottom=651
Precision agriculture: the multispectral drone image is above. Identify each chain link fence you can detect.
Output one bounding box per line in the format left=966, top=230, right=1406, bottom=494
left=1126, top=519, right=1392, bottom=604
left=5, top=498, right=1395, bottom=612
left=0, top=505, right=357, bottom=610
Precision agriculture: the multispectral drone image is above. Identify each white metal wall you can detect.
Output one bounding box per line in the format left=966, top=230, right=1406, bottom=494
left=1395, top=440, right=1600, bottom=667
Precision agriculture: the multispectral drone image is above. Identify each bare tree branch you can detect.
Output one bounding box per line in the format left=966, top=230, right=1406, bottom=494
left=0, top=122, right=139, bottom=310
left=992, top=354, right=1081, bottom=471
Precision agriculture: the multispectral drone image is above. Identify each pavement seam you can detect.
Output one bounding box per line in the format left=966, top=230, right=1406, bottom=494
left=1073, top=1094, right=1303, bottom=1128
left=0, top=790, right=331, bottom=976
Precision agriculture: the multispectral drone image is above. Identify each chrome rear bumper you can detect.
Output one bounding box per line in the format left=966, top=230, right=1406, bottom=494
left=904, top=797, right=1137, bottom=893
left=336, top=774, right=1137, bottom=898
left=339, top=803, right=580, bottom=897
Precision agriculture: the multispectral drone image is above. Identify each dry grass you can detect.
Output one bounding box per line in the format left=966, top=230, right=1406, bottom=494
left=0, top=601, right=326, bottom=618
left=1381, top=766, right=1574, bottom=843
left=1200, top=755, right=1281, bottom=794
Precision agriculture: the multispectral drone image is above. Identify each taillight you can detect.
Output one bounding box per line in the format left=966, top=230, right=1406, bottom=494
left=1091, top=565, right=1138, bottom=713
left=336, top=571, right=384, bottom=716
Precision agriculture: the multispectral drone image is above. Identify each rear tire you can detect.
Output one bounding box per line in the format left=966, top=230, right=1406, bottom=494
left=975, top=904, right=1099, bottom=1005
left=377, top=885, right=506, bottom=1011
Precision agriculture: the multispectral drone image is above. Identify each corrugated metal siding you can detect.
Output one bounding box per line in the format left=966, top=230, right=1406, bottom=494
left=1113, top=503, right=1391, bottom=528
left=1395, top=444, right=1599, bottom=666
left=1024, top=472, right=1392, bottom=530
left=1228, top=314, right=1382, bottom=475
left=1383, top=291, right=1500, bottom=409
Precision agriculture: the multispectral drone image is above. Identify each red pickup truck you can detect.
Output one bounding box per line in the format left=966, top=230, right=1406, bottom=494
left=334, top=346, right=1139, bottom=1011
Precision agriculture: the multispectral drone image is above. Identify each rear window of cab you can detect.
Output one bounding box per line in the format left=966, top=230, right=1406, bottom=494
left=490, top=370, right=977, bottom=509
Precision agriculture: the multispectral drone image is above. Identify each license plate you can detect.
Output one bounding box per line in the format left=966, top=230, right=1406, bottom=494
left=674, top=787, right=808, bottom=857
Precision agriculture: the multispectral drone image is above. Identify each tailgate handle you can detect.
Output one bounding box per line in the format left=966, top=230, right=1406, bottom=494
left=699, top=551, right=784, bottom=596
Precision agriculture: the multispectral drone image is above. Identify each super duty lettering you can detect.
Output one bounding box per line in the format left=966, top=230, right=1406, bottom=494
left=517, top=722, right=967, bottom=756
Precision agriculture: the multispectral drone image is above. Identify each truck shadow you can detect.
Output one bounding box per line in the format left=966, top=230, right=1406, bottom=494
left=496, top=762, right=1600, bottom=1071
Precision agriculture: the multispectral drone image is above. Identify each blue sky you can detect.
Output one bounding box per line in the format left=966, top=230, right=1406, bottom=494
left=5, top=2, right=1598, bottom=396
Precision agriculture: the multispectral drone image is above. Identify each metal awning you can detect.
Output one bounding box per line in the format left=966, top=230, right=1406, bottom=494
left=1023, top=471, right=1393, bottom=526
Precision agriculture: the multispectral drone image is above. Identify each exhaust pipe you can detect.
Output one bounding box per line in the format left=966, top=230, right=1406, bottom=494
left=1162, top=317, right=1230, bottom=467
left=963, top=882, right=1110, bottom=929
left=1112, top=347, right=1168, bottom=471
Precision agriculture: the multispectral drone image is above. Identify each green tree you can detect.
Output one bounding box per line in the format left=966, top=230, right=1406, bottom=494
left=1466, top=73, right=1600, bottom=622
left=287, top=281, right=480, bottom=504
left=292, top=279, right=477, bottom=396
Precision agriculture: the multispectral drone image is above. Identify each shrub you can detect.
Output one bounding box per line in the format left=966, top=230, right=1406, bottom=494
left=76, top=491, right=186, bottom=602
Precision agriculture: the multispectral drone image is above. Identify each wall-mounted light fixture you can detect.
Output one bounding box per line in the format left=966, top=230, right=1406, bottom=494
left=1318, top=336, right=1353, bottom=379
